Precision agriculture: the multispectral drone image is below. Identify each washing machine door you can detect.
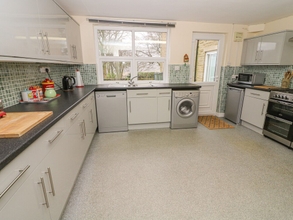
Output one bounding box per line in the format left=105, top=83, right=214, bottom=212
left=177, top=98, right=195, bottom=118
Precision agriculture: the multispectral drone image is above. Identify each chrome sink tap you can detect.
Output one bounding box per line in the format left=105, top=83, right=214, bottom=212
left=128, top=76, right=138, bottom=86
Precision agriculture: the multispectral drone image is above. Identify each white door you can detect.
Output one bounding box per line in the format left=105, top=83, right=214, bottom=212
left=190, top=33, right=225, bottom=116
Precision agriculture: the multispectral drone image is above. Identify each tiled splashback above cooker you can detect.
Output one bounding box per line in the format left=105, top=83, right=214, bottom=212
left=217, top=65, right=293, bottom=113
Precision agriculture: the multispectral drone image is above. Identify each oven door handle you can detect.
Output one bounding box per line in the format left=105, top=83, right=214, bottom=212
left=269, top=99, right=293, bottom=107
left=266, top=114, right=293, bottom=125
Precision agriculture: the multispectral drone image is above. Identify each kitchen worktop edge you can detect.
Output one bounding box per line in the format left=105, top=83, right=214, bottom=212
left=0, top=86, right=97, bottom=171
left=95, top=83, right=201, bottom=91
left=227, top=83, right=282, bottom=91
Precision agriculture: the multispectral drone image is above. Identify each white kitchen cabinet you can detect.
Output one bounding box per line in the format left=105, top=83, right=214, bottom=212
left=0, top=92, right=97, bottom=219
left=127, top=89, right=171, bottom=125
left=241, top=30, right=293, bottom=65
left=84, top=93, right=97, bottom=135
left=67, top=18, right=83, bottom=63
left=157, top=89, right=171, bottom=122
left=0, top=0, right=40, bottom=59
left=127, top=89, right=158, bottom=124
left=241, top=89, right=270, bottom=134
left=0, top=118, right=65, bottom=211
left=0, top=0, right=83, bottom=63
left=128, top=96, right=158, bottom=124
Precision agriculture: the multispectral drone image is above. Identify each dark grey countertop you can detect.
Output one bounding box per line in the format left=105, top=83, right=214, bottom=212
left=227, top=83, right=282, bottom=91
left=0, top=83, right=201, bottom=170
left=95, top=83, right=201, bottom=91
left=0, top=86, right=97, bottom=171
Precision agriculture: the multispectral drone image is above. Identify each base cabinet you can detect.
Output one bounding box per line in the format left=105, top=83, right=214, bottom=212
left=127, top=89, right=171, bottom=125
left=0, top=92, right=97, bottom=219
left=241, top=89, right=269, bottom=133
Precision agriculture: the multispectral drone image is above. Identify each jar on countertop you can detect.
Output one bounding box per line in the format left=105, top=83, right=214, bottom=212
left=42, top=78, right=54, bottom=93
left=44, top=88, right=57, bottom=98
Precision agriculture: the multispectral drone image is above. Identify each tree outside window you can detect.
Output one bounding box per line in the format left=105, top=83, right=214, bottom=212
left=95, top=27, right=169, bottom=83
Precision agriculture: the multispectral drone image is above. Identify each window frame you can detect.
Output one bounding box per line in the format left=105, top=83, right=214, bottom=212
left=94, top=26, right=170, bottom=84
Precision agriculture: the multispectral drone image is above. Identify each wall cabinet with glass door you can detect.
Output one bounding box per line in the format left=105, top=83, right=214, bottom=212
left=241, top=30, right=293, bottom=65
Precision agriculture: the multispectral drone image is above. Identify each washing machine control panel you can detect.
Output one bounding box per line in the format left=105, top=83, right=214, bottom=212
left=174, top=91, right=199, bottom=98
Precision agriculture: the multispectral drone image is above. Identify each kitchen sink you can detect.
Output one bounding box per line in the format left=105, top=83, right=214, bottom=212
left=107, top=83, right=155, bottom=88
left=107, top=84, right=128, bottom=87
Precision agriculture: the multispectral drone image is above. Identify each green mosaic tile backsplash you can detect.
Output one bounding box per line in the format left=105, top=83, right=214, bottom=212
left=217, top=65, right=293, bottom=113
left=0, top=63, right=97, bottom=108
left=1, top=62, right=293, bottom=112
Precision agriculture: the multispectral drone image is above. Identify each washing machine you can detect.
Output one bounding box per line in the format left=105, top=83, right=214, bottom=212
left=171, top=90, right=200, bottom=129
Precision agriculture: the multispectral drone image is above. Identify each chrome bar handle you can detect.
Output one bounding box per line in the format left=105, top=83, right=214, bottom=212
left=168, top=99, right=170, bottom=111
left=48, top=130, right=63, bottom=144
left=79, top=122, right=84, bottom=139
left=70, top=113, right=79, bottom=120
left=129, top=101, right=131, bottom=113
left=70, top=45, right=74, bottom=58
left=90, top=109, right=93, bottom=122
left=44, top=32, right=50, bottom=55
left=39, top=31, right=46, bottom=54
left=260, top=50, right=263, bottom=61
left=38, top=177, right=49, bottom=208
left=45, top=168, right=55, bottom=196
left=159, top=92, right=170, bottom=95
left=136, top=93, right=148, bottom=95
left=251, top=93, right=260, bottom=96
left=261, top=103, right=265, bottom=115
left=83, top=120, right=86, bottom=137
left=74, top=45, right=77, bottom=59
left=0, top=165, right=30, bottom=199
left=255, top=51, right=259, bottom=61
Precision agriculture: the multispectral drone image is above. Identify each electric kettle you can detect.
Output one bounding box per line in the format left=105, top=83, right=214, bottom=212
left=62, top=76, right=76, bottom=90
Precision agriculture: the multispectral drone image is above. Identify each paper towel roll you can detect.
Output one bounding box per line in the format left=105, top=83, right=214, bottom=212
left=75, top=69, right=84, bottom=88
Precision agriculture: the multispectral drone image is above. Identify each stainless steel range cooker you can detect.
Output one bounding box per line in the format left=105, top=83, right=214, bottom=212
left=263, top=90, right=293, bottom=148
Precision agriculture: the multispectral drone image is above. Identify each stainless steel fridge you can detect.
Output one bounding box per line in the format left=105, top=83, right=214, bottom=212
left=224, top=86, right=245, bottom=124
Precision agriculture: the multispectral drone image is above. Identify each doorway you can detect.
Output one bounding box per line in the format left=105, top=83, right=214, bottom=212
left=190, top=33, right=225, bottom=116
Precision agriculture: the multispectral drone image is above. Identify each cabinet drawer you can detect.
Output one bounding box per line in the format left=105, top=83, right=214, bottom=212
left=127, top=89, right=157, bottom=98
left=245, top=88, right=269, bottom=100
left=157, top=89, right=171, bottom=97
left=0, top=118, right=65, bottom=210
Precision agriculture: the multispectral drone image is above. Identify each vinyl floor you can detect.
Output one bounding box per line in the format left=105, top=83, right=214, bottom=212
left=61, top=122, right=293, bottom=220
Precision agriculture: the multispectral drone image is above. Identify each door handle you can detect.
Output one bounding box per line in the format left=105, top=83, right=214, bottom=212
left=38, top=177, right=50, bottom=208
left=0, top=165, right=30, bottom=199
left=48, top=130, right=63, bottom=144
left=45, top=167, right=55, bottom=196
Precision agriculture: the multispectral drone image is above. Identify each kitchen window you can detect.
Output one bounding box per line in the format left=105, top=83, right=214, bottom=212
left=94, top=26, right=169, bottom=83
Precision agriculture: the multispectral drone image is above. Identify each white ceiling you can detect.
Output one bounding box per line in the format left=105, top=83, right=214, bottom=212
left=55, top=0, right=293, bottom=25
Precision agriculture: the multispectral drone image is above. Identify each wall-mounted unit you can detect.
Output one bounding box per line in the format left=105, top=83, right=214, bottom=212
left=241, top=30, right=293, bottom=65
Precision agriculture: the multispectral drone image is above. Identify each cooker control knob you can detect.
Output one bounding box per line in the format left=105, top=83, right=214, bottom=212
left=277, top=94, right=281, bottom=98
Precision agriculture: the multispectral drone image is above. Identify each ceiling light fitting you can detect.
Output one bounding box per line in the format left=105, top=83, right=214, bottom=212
left=87, top=18, right=176, bottom=28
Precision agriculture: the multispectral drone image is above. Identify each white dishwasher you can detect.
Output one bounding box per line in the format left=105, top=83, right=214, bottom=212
left=95, top=91, right=128, bottom=132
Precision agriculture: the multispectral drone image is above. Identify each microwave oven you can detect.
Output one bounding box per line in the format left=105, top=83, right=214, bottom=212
left=238, top=73, right=266, bottom=85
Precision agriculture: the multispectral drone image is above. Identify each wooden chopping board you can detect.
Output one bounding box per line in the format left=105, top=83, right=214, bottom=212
left=0, top=111, right=53, bottom=138
left=253, top=85, right=281, bottom=90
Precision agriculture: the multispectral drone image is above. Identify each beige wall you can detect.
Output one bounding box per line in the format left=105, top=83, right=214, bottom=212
left=73, top=16, right=248, bottom=67
left=246, top=15, right=293, bottom=38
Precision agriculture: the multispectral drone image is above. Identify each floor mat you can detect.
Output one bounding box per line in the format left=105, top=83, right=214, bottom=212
left=198, top=115, right=234, bottom=130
